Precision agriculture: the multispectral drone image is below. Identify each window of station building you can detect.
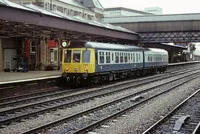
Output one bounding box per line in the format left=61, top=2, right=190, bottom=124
left=54, top=49, right=58, bottom=62
left=53, top=5, right=57, bottom=11
left=73, top=50, right=81, bottom=63
left=106, top=52, right=110, bottom=63
left=44, top=3, right=47, bottom=10
left=82, top=50, right=90, bottom=63
left=30, top=41, right=36, bottom=54
left=115, top=52, right=119, bottom=63
left=57, top=6, right=63, bottom=13
left=74, top=11, right=79, bottom=16
left=99, top=52, right=104, bottom=64
left=64, top=50, right=71, bottom=63
left=120, top=52, right=123, bottom=63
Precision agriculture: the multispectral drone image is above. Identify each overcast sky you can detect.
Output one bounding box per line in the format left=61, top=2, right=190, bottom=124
left=99, top=0, right=200, bottom=14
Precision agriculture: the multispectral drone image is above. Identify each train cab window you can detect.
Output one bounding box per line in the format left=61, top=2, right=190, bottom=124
left=99, top=52, right=104, bottom=64
left=106, top=52, right=110, bottom=63
left=73, top=50, right=81, bottom=63
left=120, top=52, right=123, bottom=63
left=115, top=52, right=119, bottom=63
left=82, top=50, right=90, bottom=63
left=64, top=50, right=72, bottom=63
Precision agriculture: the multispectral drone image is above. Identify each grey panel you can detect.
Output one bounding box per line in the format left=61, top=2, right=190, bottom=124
left=95, top=63, right=143, bottom=73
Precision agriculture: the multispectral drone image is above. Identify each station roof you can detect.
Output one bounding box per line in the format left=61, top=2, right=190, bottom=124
left=101, top=13, right=200, bottom=23
left=0, top=0, right=138, bottom=42
left=58, top=0, right=89, bottom=9
left=141, top=43, right=187, bottom=52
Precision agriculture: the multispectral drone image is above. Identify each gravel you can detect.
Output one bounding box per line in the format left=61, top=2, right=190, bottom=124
left=93, top=78, right=200, bottom=134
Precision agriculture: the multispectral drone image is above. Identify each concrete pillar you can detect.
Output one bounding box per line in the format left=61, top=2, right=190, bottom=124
left=57, top=39, right=61, bottom=70
left=40, top=39, right=47, bottom=70
left=0, top=39, right=3, bottom=71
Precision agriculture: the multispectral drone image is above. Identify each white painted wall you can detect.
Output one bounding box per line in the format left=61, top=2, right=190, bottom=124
left=105, top=10, right=147, bottom=17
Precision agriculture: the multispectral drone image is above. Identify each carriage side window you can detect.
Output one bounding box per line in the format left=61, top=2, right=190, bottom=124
left=112, top=52, right=114, bottom=61
left=106, top=52, right=110, bottom=63
left=138, top=53, right=140, bottom=62
left=136, top=53, right=138, bottom=62
left=73, top=50, right=81, bottom=63
left=148, top=54, right=150, bottom=62
left=125, top=53, right=128, bottom=63
left=64, top=50, right=72, bottom=63
left=130, top=53, right=132, bottom=61
left=120, top=52, right=123, bottom=63
left=133, top=53, right=135, bottom=62
left=128, top=53, right=130, bottom=63
left=99, top=52, right=104, bottom=64
left=82, top=50, right=90, bottom=63
left=115, top=52, right=119, bottom=63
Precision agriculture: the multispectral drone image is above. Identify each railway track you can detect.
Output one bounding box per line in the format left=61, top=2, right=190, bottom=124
left=0, top=67, right=198, bottom=109
left=142, top=88, right=200, bottom=134
left=0, top=69, right=199, bottom=127
left=12, top=71, right=200, bottom=133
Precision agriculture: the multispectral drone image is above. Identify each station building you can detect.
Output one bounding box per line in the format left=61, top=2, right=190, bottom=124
left=104, top=7, right=152, bottom=17
left=0, top=0, right=105, bottom=72
left=11, top=0, right=104, bottom=20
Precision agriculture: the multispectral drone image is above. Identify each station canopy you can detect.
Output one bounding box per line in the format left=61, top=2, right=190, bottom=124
left=0, top=0, right=138, bottom=42
left=141, top=43, right=187, bottom=52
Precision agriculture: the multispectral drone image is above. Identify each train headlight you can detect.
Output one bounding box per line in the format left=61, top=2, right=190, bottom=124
left=84, top=67, right=88, bottom=71
left=65, top=68, right=69, bottom=72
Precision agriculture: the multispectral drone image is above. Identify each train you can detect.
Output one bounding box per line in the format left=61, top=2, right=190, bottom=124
left=61, top=40, right=169, bottom=86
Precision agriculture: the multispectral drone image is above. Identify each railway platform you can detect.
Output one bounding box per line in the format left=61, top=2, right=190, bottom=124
left=0, top=70, right=62, bottom=98
left=0, top=71, right=62, bottom=84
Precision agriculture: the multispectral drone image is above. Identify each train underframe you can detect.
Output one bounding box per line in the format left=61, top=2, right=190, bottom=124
left=62, top=66, right=167, bottom=87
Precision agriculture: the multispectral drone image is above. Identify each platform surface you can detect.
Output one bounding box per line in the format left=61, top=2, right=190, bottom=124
left=0, top=71, right=62, bottom=83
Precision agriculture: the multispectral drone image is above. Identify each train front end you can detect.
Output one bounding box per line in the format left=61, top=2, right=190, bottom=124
left=62, top=46, right=95, bottom=86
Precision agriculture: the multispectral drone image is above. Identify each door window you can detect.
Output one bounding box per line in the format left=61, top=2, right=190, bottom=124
left=64, top=50, right=72, bottom=63
left=73, top=50, right=81, bottom=63
left=82, top=50, right=90, bottom=63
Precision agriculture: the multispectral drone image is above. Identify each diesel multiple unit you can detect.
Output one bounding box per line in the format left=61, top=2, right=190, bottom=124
left=62, top=41, right=168, bottom=86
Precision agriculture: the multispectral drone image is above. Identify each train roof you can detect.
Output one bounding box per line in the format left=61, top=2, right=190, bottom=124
left=69, top=41, right=144, bottom=50
left=145, top=48, right=168, bottom=54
